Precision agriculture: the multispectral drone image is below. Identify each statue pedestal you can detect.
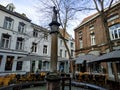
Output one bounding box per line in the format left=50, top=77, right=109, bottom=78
left=46, top=73, right=61, bottom=90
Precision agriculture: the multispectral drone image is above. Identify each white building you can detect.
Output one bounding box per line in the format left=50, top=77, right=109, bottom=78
left=0, top=3, right=75, bottom=75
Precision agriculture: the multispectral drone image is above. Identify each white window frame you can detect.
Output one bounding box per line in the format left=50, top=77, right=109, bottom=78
left=90, top=35, right=96, bottom=45
left=1, top=34, right=11, bottom=48
left=33, top=30, right=38, bottom=37
left=16, top=38, right=24, bottom=50
left=31, top=43, right=37, bottom=52
left=65, top=50, right=67, bottom=57
left=109, top=24, right=120, bottom=40
left=43, top=45, right=47, bottom=54
left=18, top=22, right=25, bottom=33
left=79, top=39, right=83, bottom=49
left=44, top=33, right=48, bottom=40
left=89, top=25, right=94, bottom=30
left=107, top=15, right=119, bottom=22
left=4, top=17, right=13, bottom=30
left=60, top=49, right=62, bottom=57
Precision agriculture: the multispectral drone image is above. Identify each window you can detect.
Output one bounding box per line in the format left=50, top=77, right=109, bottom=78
left=31, top=42, right=37, bottom=52
left=60, top=40, right=63, bottom=46
left=71, top=50, right=74, bottom=57
left=33, top=29, right=38, bottom=37
left=31, top=61, right=35, bottom=72
left=90, top=31, right=96, bottom=45
left=60, top=49, right=62, bottom=57
left=6, top=3, right=15, bottom=12
left=0, top=56, right=2, bottom=67
left=5, top=56, right=14, bottom=71
left=109, top=24, right=120, bottom=40
left=44, top=33, right=48, bottom=40
left=1, top=34, right=11, bottom=48
left=116, top=61, right=120, bottom=74
left=18, top=22, right=25, bottom=33
left=9, top=6, right=14, bottom=11
left=43, top=45, right=47, bottom=54
left=65, top=50, right=67, bottom=57
left=107, top=14, right=119, bottom=22
left=16, top=61, right=23, bottom=70
left=79, top=38, right=83, bottom=49
left=16, top=37, right=24, bottom=50
left=79, top=31, right=83, bottom=48
left=3, top=17, right=14, bottom=30
left=70, top=42, right=73, bottom=48
left=38, top=61, right=42, bottom=70
left=89, top=25, right=94, bottom=30
left=79, top=31, right=82, bottom=36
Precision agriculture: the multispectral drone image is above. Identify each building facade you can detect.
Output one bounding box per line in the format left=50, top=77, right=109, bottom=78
left=0, top=3, right=75, bottom=75
left=74, top=2, right=120, bottom=79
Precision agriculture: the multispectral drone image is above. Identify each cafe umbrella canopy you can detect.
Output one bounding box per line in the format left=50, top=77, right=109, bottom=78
left=17, top=55, right=70, bottom=61
left=75, top=54, right=97, bottom=64
left=90, top=49, right=120, bottom=62
left=75, top=54, right=97, bottom=72
left=89, top=49, right=120, bottom=82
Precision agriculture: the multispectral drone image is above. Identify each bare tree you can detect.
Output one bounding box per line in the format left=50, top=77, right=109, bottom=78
left=35, top=0, right=95, bottom=73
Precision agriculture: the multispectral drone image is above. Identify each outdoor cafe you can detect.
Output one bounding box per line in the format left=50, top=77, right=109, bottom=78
left=75, top=50, right=120, bottom=89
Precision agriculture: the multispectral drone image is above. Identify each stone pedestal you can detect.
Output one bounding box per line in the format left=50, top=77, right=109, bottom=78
left=46, top=73, right=61, bottom=90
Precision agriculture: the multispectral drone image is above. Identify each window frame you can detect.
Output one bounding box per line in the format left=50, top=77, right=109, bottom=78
left=43, top=45, right=47, bottom=54
left=16, top=61, right=23, bottom=70
left=4, top=17, right=14, bottom=30
left=33, top=29, right=38, bottom=37
left=31, top=42, right=37, bottom=52
left=16, top=37, right=24, bottom=50
left=1, top=34, right=11, bottom=49
left=109, top=24, right=120, bottom=40
left=18, top=22, right=25, bottom=33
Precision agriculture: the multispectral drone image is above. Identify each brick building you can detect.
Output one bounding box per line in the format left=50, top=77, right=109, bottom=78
left=74, top=1, right=120, bottom=79
left=74, top=2, right=120, bottom=56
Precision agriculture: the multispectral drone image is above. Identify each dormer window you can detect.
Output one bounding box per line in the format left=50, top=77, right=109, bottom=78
left=6, top=3, right=15, bottom=12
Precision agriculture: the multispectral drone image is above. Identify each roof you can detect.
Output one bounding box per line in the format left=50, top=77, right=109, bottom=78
left=81, top=13, right=98, bottom=25
left=0, top=4, right=31, bottom=22
left=74, top=13, right=98, bottom=30
left=59, top=29, right=74, bottom=40
left=31, top=23, right=49, bottom=32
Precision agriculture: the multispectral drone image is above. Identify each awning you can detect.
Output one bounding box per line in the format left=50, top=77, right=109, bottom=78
left=16, top=55, right=70, bottom=61
left=75, top=54, right=97, bottom=64
left=17, top=55, right=50, bottom=61
left=90, top=49, right=120, bottom=62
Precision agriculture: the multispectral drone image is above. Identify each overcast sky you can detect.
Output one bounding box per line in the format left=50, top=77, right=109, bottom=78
left=0, top=0, right=97, bottom=38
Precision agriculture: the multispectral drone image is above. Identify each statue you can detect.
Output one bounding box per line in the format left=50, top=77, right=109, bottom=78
left=52, top=6, right=58, bottom=22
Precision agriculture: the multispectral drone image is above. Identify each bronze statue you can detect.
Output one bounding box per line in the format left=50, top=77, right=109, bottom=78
left=52, top=6, right=58, bottom=22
